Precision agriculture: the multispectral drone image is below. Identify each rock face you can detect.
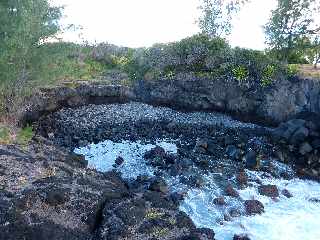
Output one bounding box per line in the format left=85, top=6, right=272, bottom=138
left=273, top=114, right=320, bottom=180
left=135, top=74, right=320, bottom=125
left=19, top=74, right=320, bottom=128
left=20, top=82, right=135, bottom=125
left=0, top=138, right=207, bottom=240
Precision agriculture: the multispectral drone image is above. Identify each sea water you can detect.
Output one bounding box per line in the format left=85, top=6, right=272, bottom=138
left=75, top=140, right=320, bottom=240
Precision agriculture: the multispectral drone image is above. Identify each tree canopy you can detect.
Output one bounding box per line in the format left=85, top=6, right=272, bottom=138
left=265, top=0, right=320, bottom=63
left=198, top=0, right=249, bottom=38
left=0, top=0, right=62, bottom=109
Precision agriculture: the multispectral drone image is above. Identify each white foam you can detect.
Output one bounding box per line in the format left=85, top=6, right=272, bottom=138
left=182, top=172, right=320, bottom=240
left=75, top=140, right=320, bottom=240
left=74, top=139, right=177, bottom=179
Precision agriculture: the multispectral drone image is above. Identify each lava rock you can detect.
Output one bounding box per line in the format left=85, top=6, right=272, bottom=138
left=258, top=185, right=279, bottom=198
left=236, top=171, right=248, bottom=187
left=229, top=208, right=241, bottom=218
left=281, top=189, right=293, bottom=198
left=149, top=178, right=169, bottom=194
left=226, top=145, right=241, bottom=160
left=115, top=156, right=125, bottom=165
left=234, top=234, right=251, bottom=240
left=195, top=138, right=208, bottom=153
left=244, top=200, right=264, bottom=215
left=299, top=142, right=313, bottom=155
left=225, top=184, right=240, bottom=198
left=213, top=197, right=225, bottom=206
left=189, top=175, right=205, bottom=188
left=144, top=146, right=166, bottom=160
left=45, top=188, right=70, bottom=206
left=243, top=150, right=258, bottom=170
left=170, top=192, right=186, bottom=205
left=192, top=228, right=215, bottom=240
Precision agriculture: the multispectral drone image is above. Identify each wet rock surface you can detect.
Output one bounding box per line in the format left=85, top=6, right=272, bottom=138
left=273, top=114, right=320, bottom=180
left=244, top=200, right=265, bottom=216
left=0, top=138, right=204, bottom=240
left=258, top=185, right=279, bottom=198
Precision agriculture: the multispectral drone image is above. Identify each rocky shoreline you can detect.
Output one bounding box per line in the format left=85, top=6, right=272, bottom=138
left=2, top=80, right=320, bottom=239
left=0, top=137, right=215, bottom=240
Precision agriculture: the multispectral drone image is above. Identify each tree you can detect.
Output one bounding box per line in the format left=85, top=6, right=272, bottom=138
left=307, top=36, right=320, bottom=68
left=0, top=0, right=62, bottom=110
left=265, top=0, right=320, bottom=63
left=198, top=0, right=249, bottom=38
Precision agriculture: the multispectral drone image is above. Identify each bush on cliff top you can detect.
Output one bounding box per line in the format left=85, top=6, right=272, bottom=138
left=92, top=34, right=285, bottom=86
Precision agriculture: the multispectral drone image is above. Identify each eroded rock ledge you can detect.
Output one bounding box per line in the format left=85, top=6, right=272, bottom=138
left=21, top=82, right=136, bottom=125
left=20, top=75, right=320, bottom=126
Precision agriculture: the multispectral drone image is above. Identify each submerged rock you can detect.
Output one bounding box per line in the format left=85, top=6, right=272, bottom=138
left=282, top=189, right=293, bottom=198
left=213, top=197, right=225, bottom=206
left=225, top=184, right=240, bottom=198
left=115, top=156, right=125, bottom=165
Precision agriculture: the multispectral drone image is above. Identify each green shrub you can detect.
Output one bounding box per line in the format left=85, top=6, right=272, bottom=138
left=261, top=65, right=276, bottom=86
left=0, top=127, right=11, bottom=144
left=16, top=126, right=34, bottom=145
left=287, top=64, right=299, bottom=77
left=232, top=66, right=249, bottom=81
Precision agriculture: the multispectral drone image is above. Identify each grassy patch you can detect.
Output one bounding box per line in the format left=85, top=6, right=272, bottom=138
left=296, top=64, right=320, bottom=79
left=145, top=209, right=165, bottom=220
left=0, top=127, right=12, bottom=144
left=16, top=126, right=34, bottom=145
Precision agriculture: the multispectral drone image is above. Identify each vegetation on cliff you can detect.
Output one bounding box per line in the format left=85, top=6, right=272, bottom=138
left=0, top=0, right=319, bottom=122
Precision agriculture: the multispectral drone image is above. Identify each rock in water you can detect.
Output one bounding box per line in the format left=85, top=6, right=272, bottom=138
left=213, top=197, right=225, bottom=206
left=234, top=234, right=251, bottom=240
left=115, top=156, right=125, bottom=165
left=149, top=178, right=169, bottom=194
left=258, top=185, right=279, bottom=198
left=226, top=145, right=241, bottom=160
left=237, top=171, right=248, bottom=187
left=244, top=200, right=264, bottom=215
left=225, top=184, right=240, bottom=198
left=244, top=150, right=258, bottom=169
left=282, top=189, right=293, bottom=198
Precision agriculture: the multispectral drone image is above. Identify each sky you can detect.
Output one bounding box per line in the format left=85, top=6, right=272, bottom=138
left=50, top=0, right=277, bottom=50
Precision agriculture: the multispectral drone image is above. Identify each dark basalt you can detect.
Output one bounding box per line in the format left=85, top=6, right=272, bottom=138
left=244, top=200, right=265, bottom=216
left=0, top=138, right=205, bottom=240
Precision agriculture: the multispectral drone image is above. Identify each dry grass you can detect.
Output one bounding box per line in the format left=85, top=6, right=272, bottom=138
left=297, top=64, right=320, bottom=79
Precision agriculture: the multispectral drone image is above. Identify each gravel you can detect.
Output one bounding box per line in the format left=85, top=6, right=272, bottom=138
left=53, top=102, right=271, bottom=131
